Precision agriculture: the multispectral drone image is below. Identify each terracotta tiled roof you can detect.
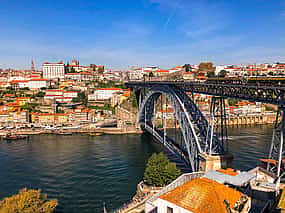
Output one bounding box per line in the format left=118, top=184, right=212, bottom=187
left=217, top=168, right=238, bottom=176
left=29, top=78, right=48, bottom=81
left=159, top=177, right=243, bottom=213
left=98, top=88, right=123, bottom=91
left=4, top=94, right=14, bottom=97
left=121, top=92, right=130, bottom=97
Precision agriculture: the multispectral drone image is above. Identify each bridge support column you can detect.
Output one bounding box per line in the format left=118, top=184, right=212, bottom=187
left=207, top=97, right=228, bottom=153
left=199, top=152, right=234, bottom=172
left=267, top=107, right=285, bottom=179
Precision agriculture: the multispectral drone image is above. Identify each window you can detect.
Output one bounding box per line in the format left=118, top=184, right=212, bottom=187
left=167, top=207, right=173, bottom=213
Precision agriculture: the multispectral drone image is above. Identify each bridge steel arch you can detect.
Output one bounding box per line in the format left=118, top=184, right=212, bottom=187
left=137, top=85, right=224, bottom=172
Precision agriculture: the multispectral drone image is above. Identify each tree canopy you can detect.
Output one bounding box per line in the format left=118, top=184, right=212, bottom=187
left=0, top=188, right=57, bottom=213
left=72, top=91, right=88, bottom=106
left=144, top=152, right=181, bottom=187
left=183, top=64, right=192, bottom=72
left=218, top=70, right=227, bottom=77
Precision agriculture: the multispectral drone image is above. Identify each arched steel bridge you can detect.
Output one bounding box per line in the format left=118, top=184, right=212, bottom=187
left=125, top=81, right=285, bottom=177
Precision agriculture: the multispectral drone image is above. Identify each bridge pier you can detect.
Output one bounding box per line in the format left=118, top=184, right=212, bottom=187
left=199, top=152, right=234, bottom=172
left=207, top=96, right=228, bottom=153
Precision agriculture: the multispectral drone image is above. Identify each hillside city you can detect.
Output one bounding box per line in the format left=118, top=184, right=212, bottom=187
left=0, top=60, right=283, bottom=131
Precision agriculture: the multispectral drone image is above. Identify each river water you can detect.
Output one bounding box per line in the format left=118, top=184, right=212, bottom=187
left=0, top=125, right=274, bottom=212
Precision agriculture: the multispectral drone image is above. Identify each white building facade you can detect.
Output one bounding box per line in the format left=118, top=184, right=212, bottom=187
left=93, top=88, right=123, bottom=100
left=42, top=62, right=65, bottom=80
left=28, top=79, right=49, bottom=89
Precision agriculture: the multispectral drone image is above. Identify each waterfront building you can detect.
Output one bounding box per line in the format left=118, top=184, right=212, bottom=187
left=93, top=88, right=123, bottom=100
left=67, top=107, right=91, bottom=123
left=44, top=90, right=78, bottom=103
left=42, top=61, right=65, bottom=80
left=30, top=113, right=68, bottom=125
left=110, top=90, right=129, bottom=107
left=0, top=110, right=28, bottom=125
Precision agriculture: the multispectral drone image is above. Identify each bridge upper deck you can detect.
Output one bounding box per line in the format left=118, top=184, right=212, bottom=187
left=125, top=81, right=285, bottom=105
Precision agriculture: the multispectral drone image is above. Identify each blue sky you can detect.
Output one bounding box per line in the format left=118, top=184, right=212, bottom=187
left=0, top=0, right=284, bottom=69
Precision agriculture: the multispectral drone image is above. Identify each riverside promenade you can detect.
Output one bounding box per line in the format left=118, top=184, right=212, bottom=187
left=0, top=112, right=275, bottom=137
left=0, top=127, right=142, bottom=136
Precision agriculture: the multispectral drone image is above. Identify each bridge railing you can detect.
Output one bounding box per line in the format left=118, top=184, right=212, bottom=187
left=125, top=81, right=285, bottom=106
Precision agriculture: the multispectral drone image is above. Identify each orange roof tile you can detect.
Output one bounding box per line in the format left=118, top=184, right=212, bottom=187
left=16, top=97, right=30, bottom=100
left=98, top=88, right=123, bottom=91
left=4, top=94, right=14, bottom=97
left=29, top=78, right=48, bottom=81
left=80, top=72, right=91, bottom=75
left=217, top=168, right=238, bottom=176
left=159, top=177, right=243, bottom=213
left=121, top=93, right=130, bottom=97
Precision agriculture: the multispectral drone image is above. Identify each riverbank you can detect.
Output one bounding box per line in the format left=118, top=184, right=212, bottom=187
left=0, top=127, right=143, bottom=136
left=154, top=113, right=276, bottom=128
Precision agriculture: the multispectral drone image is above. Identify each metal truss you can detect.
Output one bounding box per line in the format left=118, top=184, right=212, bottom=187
left=267, top=107, right=285, bottom=178
left=126, top=81, right=285, bottom=105
left=137, top=85, right=223, bottom=172
left=206, top=97, right=228, bottom=154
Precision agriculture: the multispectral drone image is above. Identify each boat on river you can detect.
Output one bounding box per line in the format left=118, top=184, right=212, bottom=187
left=88, top=132, right=103, bottom=136
left=55, top=131, right=72, bottom=135
left=3, top=134, right=28, bottom=141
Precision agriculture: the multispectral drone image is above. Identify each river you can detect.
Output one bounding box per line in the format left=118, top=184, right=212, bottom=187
left=0, top=125, right=274, bottom=212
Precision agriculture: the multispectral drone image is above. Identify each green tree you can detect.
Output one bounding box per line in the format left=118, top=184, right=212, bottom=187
left=70, top=67, right=75, bottom=73
left=71, top=97, right=80, bottom=103
left=0, top=188, right=57, bottom=213
left=148, top=71, right=154, bottom=81
left=183, top=64, right=192, bottom=72
left=218, top=70, right=227, bottom=77
left=144, top=152, right=181, bottom=187
left=72, top=91, right=88, bottom=106
left=97, top=66, right=104, bottom=74
left=78, top=91, right=88, bottom=106
left=206, top=71, right=215, bottom=78
left=65, top=62, right=70, bottom=73
left=21, top=103, right=39, bottom=112
left=35, top=91, right=46, bottom=97
left=227, top=98, right=240, bottom=106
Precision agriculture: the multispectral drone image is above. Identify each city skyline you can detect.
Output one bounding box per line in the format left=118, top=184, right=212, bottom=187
left=0, top=0, right=284, bottom=70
